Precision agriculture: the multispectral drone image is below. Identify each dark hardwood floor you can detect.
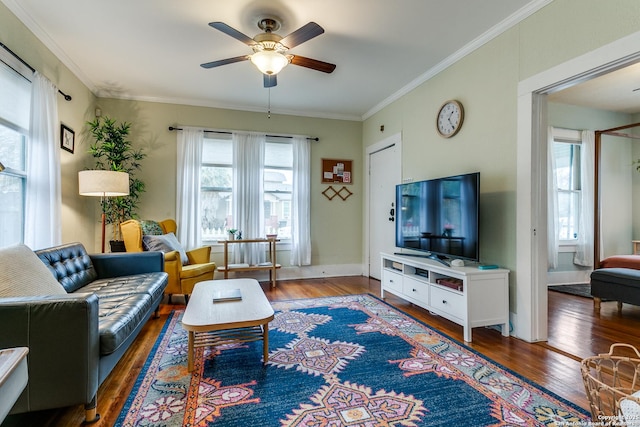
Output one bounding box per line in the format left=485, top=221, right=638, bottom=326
left=5, top=277, right=640, bottom=426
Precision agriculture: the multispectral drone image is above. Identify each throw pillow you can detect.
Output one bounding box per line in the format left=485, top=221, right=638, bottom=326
left=140, top=220, right=164, bottom=236
left=142, top=232, right=189, bottom=265
left=620, top=390, right=640, bottom=427
left=0, top=244, right=67, bottom=297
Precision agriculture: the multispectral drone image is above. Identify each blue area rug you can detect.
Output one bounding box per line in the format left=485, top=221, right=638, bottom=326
left=116, top=294, right=590, bottom=426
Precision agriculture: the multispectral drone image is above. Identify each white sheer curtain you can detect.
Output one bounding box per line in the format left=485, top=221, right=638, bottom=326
left=574, top=130, right=595, bottom=267
left=232, top=132, right=265, bottom=264
left=25, top=72, right=61, bottom=250
left=547, top=126, right=559, bottom=269
left=290, top=136, right=311, bottom=265
left=176, top=127, right=204, bottom=250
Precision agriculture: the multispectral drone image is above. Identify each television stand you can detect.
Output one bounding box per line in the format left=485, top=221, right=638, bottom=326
left=393, top=252, right=450, bottom=267
left=381, top=252, right=510, bottom=342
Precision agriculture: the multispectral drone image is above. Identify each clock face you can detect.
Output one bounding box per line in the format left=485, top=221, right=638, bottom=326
left=437, top=100, right=464, bottom=138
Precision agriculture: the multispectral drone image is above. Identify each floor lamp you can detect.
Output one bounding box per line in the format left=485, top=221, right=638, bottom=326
left=79, top=170, right=130, bottom=253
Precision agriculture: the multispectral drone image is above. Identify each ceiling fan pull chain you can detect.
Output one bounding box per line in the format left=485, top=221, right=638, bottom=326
left=268, top=87, right=271, bottom=119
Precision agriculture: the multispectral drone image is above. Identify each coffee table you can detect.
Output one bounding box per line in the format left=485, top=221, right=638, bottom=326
left=181, top=278, right=274, bottom=372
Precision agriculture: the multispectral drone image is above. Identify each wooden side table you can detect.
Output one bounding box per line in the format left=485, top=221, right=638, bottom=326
left=217, top=238, right=281, bottom=288
left=633, top=240, right=640, bottom=255
left=0, top=347, right=29, bottom=423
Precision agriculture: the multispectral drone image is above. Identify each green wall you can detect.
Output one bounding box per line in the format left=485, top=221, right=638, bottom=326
left=94, top=99, right=363, bottom=267
left=3, top=0, right=640, bottom=288
left=0, top=1, right=98, bottom=249
left=363, top=0, right=640, bottom=311
left=1, top=2, right=363, bottom=269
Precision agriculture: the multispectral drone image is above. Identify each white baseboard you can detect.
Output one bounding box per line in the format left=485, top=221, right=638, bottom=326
left=547, top=270, right=591, bottom=285
left=218, top=264, right=365, bottom=282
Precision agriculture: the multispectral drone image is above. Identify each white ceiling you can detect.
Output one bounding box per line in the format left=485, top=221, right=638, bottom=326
left=547, top=61, right=640, bottom=115
left=3, top=0, right=549, bottom=121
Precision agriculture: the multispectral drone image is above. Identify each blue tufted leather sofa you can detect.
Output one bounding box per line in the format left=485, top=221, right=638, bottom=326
left=0, top=242, right=168, bottom=423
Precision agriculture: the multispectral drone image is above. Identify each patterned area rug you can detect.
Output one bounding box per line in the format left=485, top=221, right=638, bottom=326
left=116, top=294, right=590, bottom=426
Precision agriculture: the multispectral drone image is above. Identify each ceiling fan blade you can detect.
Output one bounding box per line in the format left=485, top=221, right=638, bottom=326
left=209, top=22, right=256, bottom=46
left=279, top=22, right=324, bottom=49
left=264, top=74, right=277, bottom=88
left=200, top=55, right=250, bottom=69
left=290, top=55, right=336, bottom=74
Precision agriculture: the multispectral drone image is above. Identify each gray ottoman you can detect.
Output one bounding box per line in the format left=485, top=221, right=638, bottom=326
left=590, top=268, right=640, bottom=312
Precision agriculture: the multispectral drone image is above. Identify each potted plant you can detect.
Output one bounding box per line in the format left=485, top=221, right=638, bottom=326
left=86, top=116, right=146, bottom=251
left=227, top=229, right=238, bottom=240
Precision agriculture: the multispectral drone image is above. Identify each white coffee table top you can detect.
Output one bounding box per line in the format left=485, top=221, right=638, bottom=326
left=181, top=279, right=274, bottom=332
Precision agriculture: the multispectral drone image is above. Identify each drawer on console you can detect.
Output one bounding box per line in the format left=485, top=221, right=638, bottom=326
left=382, top=269, right=403, bottom=293
left=403, top=276, right=429, bottom=305
left=430, top=286, right=465, bottom=319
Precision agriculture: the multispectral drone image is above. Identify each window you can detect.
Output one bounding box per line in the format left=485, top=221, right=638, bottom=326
left=0, top=53, right=31, bottom=249
left=552, top=130, right=582, bottom=242
left=200, top=135, right=293, bottom=242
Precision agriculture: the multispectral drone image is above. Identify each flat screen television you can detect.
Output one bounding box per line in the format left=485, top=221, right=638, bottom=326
left=395, top=172, right=479, bottom=265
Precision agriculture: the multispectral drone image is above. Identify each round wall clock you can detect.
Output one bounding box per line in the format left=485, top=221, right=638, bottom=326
left=436, top=100, right=464, bottom=138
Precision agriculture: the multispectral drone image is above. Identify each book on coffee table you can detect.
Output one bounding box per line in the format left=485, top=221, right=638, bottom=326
left=212, top=288, right=242, bottom=302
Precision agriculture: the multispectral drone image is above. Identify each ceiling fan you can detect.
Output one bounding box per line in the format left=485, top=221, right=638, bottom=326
left=200, top=18, right=336, bottom=88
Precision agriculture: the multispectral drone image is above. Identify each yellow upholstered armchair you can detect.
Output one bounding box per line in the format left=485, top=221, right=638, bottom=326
left=120, top=219, right=216, bottom=303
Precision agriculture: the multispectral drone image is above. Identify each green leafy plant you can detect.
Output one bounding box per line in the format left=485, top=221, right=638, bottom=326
left=87, top=116, right=146, bottom=241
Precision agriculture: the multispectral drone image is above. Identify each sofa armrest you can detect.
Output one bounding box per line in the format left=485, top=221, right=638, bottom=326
left=0, top=293, right=100, bottom=413
left=90, top=251, right=165, bottom=279
left=187, top=246, right=212, bottom=264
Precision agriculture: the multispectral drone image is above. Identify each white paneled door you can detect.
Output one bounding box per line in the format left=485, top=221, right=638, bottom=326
left=368, top=134, right=401, bottom=279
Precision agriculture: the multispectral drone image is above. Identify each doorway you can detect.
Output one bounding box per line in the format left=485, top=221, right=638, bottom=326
left=516, top=31, right=640, bottom=343
left=366, top=133, right=401, bottom=280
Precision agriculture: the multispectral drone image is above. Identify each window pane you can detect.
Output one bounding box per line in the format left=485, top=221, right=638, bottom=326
left=0, top=174, right=25, bottom=247
left=201, top=190, right=232, bottom=240
left=202, top=138, right=233, bottom=241
left=557, top=190, right=580, bottom=240
left=0, top=59, right=29, bottom=249
left=264, top=140, right=292, bottom=239
left=264, top=168, right=292, bottom=238
left=265, top=142, right=292, bottom=168
left=0, top=60, right=31, bottom=131
left=201, top=165, right=232, bottom=189
left=554, top=142, right=581, bottom=191
left=200, top=137, right=295, bottom=242
left=554, top=141, right=581, bottom=241
left=203, top=137, right=232, bottom=164
left=0, top=125, right=26, bottom=170
left=201, top=165, right=232, bottom=240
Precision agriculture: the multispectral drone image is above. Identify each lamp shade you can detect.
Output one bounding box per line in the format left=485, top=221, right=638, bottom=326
left=250, top=50, right=289, bottom=75
left=78, top=170, right=129, bottom=197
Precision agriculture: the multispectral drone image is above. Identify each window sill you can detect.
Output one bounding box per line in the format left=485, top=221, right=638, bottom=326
left=558, top=242, right=577, bottom=253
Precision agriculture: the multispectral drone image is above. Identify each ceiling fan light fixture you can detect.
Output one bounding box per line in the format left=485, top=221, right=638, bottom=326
left=250, top=50, right=290, bottom=75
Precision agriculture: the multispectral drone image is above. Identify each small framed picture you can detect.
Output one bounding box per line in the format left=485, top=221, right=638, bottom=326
left=60, top=124, right=75, bottom=154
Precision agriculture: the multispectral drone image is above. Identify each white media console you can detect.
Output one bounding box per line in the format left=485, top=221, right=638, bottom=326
left=380, top=252, right=510, bottom=342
